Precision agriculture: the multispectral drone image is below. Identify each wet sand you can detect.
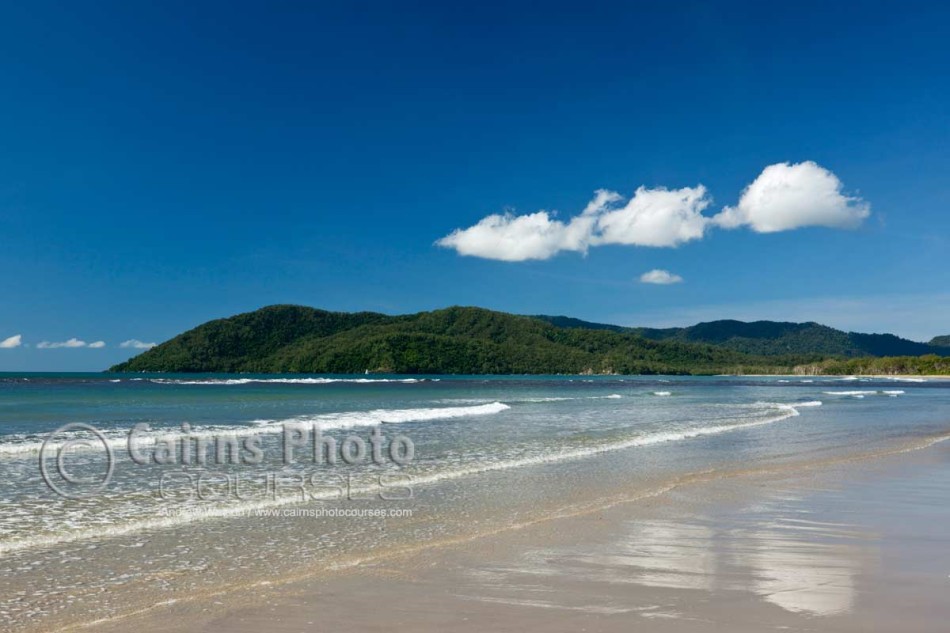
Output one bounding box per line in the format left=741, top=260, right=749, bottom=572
left=80, top=439, right=950, bottom=633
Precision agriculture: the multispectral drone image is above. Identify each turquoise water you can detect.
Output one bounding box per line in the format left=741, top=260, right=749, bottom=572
left=2, top=373, right=950, bottom=554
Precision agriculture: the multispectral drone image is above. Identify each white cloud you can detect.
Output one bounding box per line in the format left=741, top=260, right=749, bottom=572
left=582, top=189, right=624, bottom=215
left=594, top=186, right=711, bottom=247
left=639, top=269, right=684, bottom=285
left=437, top=162, right=869, bottom=262
left=713, top=161, right=869, bottom=232
left=435, top=210, right=594, bottom=261
left=37, top=338, right=90, bottom=349
left=437, top=185, right=713, bottom=261
left=120, top=339, right=157, bottom=350
left=88, top=341, right=106, bottom=349
left=0, top=334, right=22, bottom=349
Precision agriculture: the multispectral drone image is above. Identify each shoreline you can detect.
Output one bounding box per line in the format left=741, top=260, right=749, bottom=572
left=728, top=373, right=950, bottom=378
left=8, top=371, right=950, bottom=379
left=5, top=375, right=949, bottom=633
left=55, top=431, right=950, bottom=633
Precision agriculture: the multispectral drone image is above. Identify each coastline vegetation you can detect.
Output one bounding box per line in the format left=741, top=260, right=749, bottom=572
left=110, top=305, right=949, bottom=376
left=792, top=355, right=950, bottom=376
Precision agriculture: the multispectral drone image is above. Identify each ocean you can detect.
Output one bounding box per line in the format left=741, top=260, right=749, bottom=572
left=2, top=373, right=950, bottom=630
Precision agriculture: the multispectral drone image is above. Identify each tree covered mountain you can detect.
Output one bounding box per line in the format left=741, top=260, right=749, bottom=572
left=539, top=318, right=946, bottom=358
left=631, top=320, right=943, bottom=357
left=110, top=305, right=948, bottom=375
left=112, top=305, right=791, bottom=374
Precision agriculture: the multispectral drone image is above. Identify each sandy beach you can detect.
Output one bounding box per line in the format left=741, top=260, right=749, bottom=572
left=77, top=432, right=950, bottom=633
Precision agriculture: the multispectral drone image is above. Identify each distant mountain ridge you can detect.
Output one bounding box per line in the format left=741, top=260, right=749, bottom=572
left=110, top=305, right=949, bottom=375
left=532, top=316, right=945, bottom=358
left=931, top=335, right=950, bottom=347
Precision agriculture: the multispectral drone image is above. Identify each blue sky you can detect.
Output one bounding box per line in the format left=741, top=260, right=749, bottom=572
left=1, top=1, right=948, bottom=371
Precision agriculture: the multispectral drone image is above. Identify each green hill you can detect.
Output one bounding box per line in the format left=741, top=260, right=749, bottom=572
left=111, top=305, right=787, bottom=375
left=930, top=335, right=950, bottom=347
left=531, top=315, right=627, bottom=333
left=110, top=305, right=949, bottom=375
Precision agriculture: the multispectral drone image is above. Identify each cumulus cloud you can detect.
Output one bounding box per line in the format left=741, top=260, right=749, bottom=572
left=639, top=269, right=684, bottom=285
left=0, top=334, right=22, bottom=349
left=713, top=161, right=870, bottom=232
left=436, top=186, right=713, bottom=261
left=37, top=338, right=91, bottom=349
left=88, top=341, right=106, bottom=349
left=436, top=162, right=868, bottom=262
left=593, top=186, right=711, bottom=247
left=434, top=210, right=593, bottom=261
left=121, top=339, right=157, bottom=350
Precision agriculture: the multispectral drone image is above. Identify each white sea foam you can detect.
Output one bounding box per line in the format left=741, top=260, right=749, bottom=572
left=751, top=400, right=821, bottom=411
left=0, top=403, right=510, bottom=458
left=440, top=394, right=623, bottom=405
left=0, top=401, right=820, bottom=555
left=290, top=402, right=510, bottom=428
left=822, top=390, right=903, bottom=397
left=653, top=391, right=672, bottom=396
left=0, top=428, right=140, bottom=457
left=823, top=390, right=877, bottom=396
left=148, top=377, right=436, bottom=385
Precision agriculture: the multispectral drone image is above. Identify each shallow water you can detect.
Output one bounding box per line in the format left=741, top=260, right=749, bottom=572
left=1, top=373, right=949, bottom=631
